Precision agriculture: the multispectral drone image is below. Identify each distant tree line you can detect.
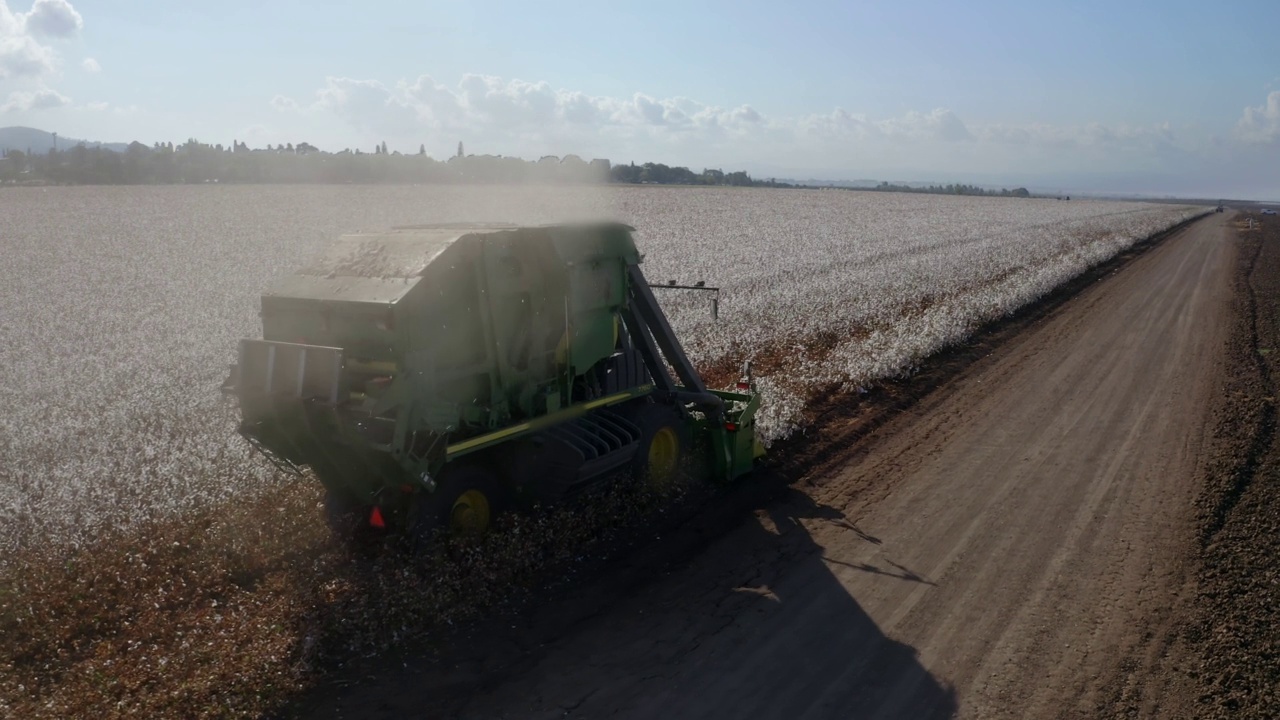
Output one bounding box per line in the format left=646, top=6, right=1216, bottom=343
left=608, top=162, right=796, bottom=188
left=0, top=139, right=792, bottom=188
left=0, top=140, right=616, bottom=185
left=868, top=181, right=1031, bottom=198
left=0, top=139, right=1029, bottom=196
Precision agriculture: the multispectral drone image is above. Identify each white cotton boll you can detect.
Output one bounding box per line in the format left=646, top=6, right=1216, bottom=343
left=749, top=375, right=807, bottom=446
left=0, top=185, right=1199, bottom=553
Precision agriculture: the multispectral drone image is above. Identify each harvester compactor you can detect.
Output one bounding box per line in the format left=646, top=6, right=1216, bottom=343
left=224, top=223, right=763, bottom=539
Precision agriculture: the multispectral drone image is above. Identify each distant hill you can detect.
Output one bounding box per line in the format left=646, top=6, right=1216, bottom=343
left=0, top=126, right=129, bottom=154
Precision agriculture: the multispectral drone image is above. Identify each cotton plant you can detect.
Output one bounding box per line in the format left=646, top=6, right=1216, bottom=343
left=0, top=185, right=1199, bottom=553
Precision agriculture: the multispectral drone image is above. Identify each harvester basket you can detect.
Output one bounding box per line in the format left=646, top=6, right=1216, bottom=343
left=234, top=339, right=344, bottom=404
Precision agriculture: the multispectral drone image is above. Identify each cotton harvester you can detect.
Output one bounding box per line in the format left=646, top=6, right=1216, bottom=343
left=222, top=223, right=763, bottom=541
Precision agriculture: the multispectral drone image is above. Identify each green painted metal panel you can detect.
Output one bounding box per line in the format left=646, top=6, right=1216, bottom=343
left=264, top=275, right=419, bottom=305
left=234, top=221, right=708, bottom=513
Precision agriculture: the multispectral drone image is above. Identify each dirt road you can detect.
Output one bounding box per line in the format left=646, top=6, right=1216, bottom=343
left=312, top=214, right=1234, bottom=719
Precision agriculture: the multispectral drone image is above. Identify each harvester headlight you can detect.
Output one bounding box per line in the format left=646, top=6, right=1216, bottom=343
left=419, top=470, right=436, bottom=493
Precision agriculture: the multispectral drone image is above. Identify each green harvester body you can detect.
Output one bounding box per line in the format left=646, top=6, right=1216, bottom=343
left=225, top=222, right=762, bottom=532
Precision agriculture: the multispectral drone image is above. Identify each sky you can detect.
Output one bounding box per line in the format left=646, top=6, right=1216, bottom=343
left=1, top=0, right=1278, bottom=198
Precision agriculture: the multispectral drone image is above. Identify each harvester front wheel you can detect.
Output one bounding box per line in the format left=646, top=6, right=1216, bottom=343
left=630, top=404, right=688, bottom=491
left=410, top=465, right=504, bottom=543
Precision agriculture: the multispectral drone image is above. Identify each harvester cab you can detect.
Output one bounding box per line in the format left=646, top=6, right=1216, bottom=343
left=223, top=222, right=763, bottom=540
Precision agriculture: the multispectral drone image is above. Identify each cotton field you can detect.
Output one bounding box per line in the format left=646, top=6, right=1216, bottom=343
left=0, top=185, right=1200, bottom=553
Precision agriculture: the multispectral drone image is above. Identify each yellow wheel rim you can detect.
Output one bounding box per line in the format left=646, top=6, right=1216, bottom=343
left=647, top=426, right=680, bottom=486
left=449, top=489, right=491, bottom=534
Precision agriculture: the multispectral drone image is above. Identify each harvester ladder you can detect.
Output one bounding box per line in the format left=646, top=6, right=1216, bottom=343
left=625, top=264, right=708, bottom=395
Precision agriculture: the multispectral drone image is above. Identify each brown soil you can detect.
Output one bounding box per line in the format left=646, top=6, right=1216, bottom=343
left=1180, top=213, right=1280, bottom=718
left=293, top=213, right=1260, bottom=719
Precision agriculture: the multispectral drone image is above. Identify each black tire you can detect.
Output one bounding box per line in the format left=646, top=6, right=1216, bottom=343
left=409, top=464, right=506, bottom=546
left=628, top=403, right=689, bottom=491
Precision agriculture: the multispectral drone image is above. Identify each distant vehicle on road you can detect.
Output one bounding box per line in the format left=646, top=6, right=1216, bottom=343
left=1262, top=209, right=1278, bottom=216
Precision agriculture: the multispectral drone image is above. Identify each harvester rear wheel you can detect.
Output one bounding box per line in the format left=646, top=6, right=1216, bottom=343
left=322, top=488, right=362, bottom=534
left=410, top=465, right=505, bottom=543
left=630, top=404, right=688, bottom=491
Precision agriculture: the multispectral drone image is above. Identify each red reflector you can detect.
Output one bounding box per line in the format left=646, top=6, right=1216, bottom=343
left=736, top=382, right=750, bottom=390
left=725, top=422, right=738, bottom=432
left=369, top=506, right=386, bottom=529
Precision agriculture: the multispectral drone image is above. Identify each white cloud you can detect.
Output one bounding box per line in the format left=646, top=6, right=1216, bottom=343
left=1, top=85, right=69, bottom=112
left=295, top=74, right=784, bottom=155
left=0, top=0, right=84, bottom=79
left=277, top=71, right=1280, bottom=196
left=270, top=94, right=298, bottom=111
left=458, top=75, right=560, bottom=126
left=313, top=77, right=421, bottom=135
left=0, top=31, right=53, bottom=77
left=22, top=0, right=81, bottom=37
left=880, top=108, right=972, bottom=141
left=80, top=55, right=98, bottom=72
left=1, top=2, right=54, bottom=77
left=293, top=73, right=1184, bottom=170
left=790, top=105, right=977, bottom=145
left=1237, top=90, right=1280, bottom=144
left=730, top=105, right=762, bottom=124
